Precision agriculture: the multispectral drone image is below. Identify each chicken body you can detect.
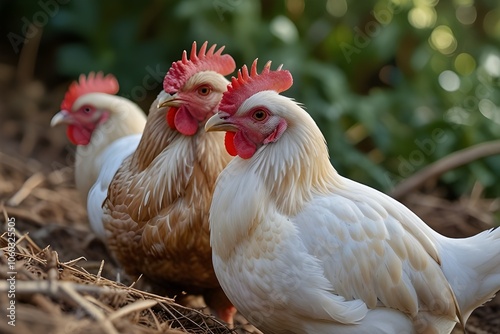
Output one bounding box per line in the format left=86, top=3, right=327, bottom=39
left=70, top=94, right=146, bottom=203
left=206, top=61, right=500, bottom=333
left=51, top=73, right=147, bottom=239
left=102, top=42, right=236, bottom=323
left=104, top=113, right=229, bottom=287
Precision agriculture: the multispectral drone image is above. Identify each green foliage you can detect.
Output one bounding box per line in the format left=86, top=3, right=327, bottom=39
left=3, top=0, right=500, bottom=196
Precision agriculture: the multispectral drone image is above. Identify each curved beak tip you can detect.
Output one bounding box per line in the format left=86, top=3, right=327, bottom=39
left=157, top=92, right=179, bottom=109
left=50, top=111, right=68, bottom=127
left=205, top=113, right=236, bottom=132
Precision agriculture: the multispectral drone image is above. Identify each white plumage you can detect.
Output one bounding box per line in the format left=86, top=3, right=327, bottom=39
left=50, top=72, right=150, bottom=239
left=206, top=87, right=500, bottom=334
left=87, top=133, right=142, bottom=239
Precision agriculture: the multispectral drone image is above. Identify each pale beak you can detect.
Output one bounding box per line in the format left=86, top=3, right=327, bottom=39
left=50, top=110, right=73, bottom=127
left=205, top=113, right=238, bottom=132
left=157, top=91, right=181, bottom=109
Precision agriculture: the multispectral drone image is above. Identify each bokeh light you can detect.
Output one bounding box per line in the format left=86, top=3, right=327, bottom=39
left=408, top=6, right=437, bottom=29
left=373, top=0, right=398, bottom=25
left=438, top=70, right=460, bottom=91
left=429, top=25, right=457, bottom=55
left=479, top=99, right=500, bottom=124
left=456, top=5, right=477, bottom=25
left=483, top=9, right=500, bottom=38
left=326, top=0, right=347, bottom=18
left=454, top=53, right=476, bottom=76
left=483, top=53, right=500, bottom=77
left=270, top=15, right=299, bottom=43
left=445, top=107, right=472, bottom=125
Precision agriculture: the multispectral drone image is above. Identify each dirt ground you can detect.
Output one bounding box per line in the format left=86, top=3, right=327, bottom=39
left=0, top=60, right=499, bottom=333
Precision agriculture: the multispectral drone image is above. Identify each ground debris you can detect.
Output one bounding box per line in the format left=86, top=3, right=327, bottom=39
left=0, top=230, right=236, bottom=334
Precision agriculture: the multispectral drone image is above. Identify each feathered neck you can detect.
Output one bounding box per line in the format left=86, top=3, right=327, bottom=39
left=210, top=99, right=342, bottom=259
left=131, top=105, right=181, bottom=171
left=249, top=100, right=342, bottom=216
left=124, top=102, right=231, bottom=223
left=78, top=94, right=146, bottom=154
left=74, top=94, right=146, bottom=201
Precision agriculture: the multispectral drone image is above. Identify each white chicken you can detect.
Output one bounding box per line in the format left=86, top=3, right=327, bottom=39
left=51, top=72, right=149, bottom=238
left=205, top=60, right=500, bottom=334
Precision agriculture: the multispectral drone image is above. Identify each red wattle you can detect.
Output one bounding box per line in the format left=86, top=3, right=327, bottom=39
left=233, top=131, right=257, bottom=159
left=224, top=132, right=237, bottom=156
left=166, top=107, right=177, bottom=130
left=174, top=107, right=198, bottom=136
left=67, top=125, right=92, bottom=145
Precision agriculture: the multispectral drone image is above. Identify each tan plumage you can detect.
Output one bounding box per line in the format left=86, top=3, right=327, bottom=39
left=105, top=106, right=231, bottom=286
left=102, top=42, right=236, bottom=323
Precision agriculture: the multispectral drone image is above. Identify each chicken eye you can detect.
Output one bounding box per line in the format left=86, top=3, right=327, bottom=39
left=252, top=109, right=267, bottom=121
left=197, top=85, right=211, bottom=96
left=83, top=107, right=91, bottom=113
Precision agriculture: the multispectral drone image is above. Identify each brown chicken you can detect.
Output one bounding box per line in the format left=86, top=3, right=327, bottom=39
left=102, top=42, right=236, bottom=323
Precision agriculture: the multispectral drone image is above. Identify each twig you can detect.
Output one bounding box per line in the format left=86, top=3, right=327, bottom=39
left=31, top=293, right=62, bottom=316
left=1, top=206, right=45, bottom=226
left=60, top=282, right=119, bottom=334
left=0, top=278, right=122, bottom=334
left=31, top=187, right=83, bottom=209
left=0, top=279, right=114, bottom=295
left=17, top=232, right=43, bottom=253
left=95, top=260, right=105, bottom=283
left=0, top=152, right=41, bottom=175
left=62, top=256, right=87, bottom=267
left=7, top=172, right=45, bottom=206
left=107, top=299, right=158, bottom=321
left=391, top=140, right=500, bottom=199
left=129, top=273, right=144, bottom=289
left=160, top=302, right=190, bottom=333
left=147, top=307, right=162, bottom=331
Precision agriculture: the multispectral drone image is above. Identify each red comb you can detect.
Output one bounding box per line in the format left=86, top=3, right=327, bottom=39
left=219, top=59, right=293, bottom=115
left=60, top=72, right=119, bottom=111
left=163, top=41, right=236, bottom=93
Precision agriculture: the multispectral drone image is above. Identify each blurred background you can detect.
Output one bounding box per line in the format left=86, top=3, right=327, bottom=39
left=1, top=0, right=499, bottom=200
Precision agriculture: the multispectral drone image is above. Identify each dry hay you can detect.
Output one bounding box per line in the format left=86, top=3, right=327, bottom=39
left=0, top=153, right=244, bottom=334
left=0, top=227, right=235, bottom=334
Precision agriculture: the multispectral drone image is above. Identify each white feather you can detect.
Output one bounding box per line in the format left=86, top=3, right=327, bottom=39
left=87, top=134, right=141, bottom=239
left=209, top=91, right=500, bottom=334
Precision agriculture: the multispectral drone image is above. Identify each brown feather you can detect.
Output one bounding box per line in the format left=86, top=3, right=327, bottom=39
left=102, top=86, right=233, bottom=318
